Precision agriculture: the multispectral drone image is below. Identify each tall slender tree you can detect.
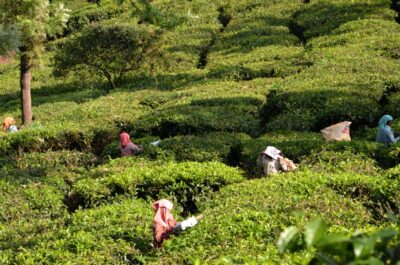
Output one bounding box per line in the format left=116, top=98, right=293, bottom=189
left=0, top=0, right=69, bottom=124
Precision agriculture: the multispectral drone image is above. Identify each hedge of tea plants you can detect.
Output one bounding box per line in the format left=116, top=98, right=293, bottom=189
left=260, top=0, right=400, bottom=131
left=154, top=171, right=385, bottom=264
left=68, top=158, right=244, bottom=212
left=206, top=0, right=308, bottom=80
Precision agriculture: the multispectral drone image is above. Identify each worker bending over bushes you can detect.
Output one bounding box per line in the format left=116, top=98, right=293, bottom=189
left=152, top=199, right=204, bottom=248
left=119, top=131, right=142, bottom=157
left=376, top=115, right=400, bottom=147
left=2, top=117, right=18, bottom=133
left=257, top=146, right=297, bottom=176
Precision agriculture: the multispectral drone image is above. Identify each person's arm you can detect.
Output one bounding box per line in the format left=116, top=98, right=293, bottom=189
left=167, top=218, right=177, bottom=230
left=386, top=127, right=400, bottom=144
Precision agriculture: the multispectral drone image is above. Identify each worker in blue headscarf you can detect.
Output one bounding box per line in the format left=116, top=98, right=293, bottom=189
left=376, top=115, right=400, bottom=146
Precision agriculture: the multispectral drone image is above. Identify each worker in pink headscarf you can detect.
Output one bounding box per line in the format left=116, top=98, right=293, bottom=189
left=152, top=199, right=204, bottom=248
left=119, top=131, right=142, bottom=157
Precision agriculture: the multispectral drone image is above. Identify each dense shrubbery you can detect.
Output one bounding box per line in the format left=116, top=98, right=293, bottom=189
left=1, top=198, right=153, bottom=264
left=65, top=1, right=124, bottom=34
left=279, top=219, right=400, bottom=264
left=155, top=132, right=251, bottom=162
left=0, top=125, right=118, bottom=156
left=69, top=159, right=244, bottom=212
left=55, top=23, right=161, bottom=90
left=155, top=172, right=375, bottom=263
left=206, top=0, right=308, bottom=80
left=231, top=131, right=323, bottom=175
left=259, top=0, right=400, bottom=131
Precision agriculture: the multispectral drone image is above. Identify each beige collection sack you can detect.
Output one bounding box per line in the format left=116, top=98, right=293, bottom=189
left=278, top=157, right=297, bottom=172
left=320, top=121, right=351, bottom=142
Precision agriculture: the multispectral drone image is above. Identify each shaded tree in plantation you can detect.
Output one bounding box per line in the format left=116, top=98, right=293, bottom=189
left=0, top=0, right=69, bottom=125
left=54, top=23, right=161, bottom=91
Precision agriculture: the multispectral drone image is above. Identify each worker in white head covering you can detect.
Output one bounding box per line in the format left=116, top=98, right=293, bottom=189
left=257, top=146, right=283, bottom=175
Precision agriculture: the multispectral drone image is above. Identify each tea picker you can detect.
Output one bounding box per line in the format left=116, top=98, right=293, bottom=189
left=2, top=117, right=18, bottom=133
left=376, top=115, right=400, bottom=147
left=152, top=199, right=204, bottom=248
left=257, top=146, right=297, bottom=176
left=119, top=131, right=142, bottom=157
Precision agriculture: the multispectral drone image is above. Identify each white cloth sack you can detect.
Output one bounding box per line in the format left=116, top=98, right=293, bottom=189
left=150, top=140, right=161, bottom=146
left=180, top=217, right=198, bottom=231
left=320, top=121, right=351, bottom=142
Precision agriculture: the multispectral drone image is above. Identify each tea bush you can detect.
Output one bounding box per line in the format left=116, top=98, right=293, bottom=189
left=3, top=198, right=153, bottom=265
left=232, top=131, right=323, bottom=175
left=154, top=0, right=221, bottom=72
left=301, top=149, right=380, bottom=175
left=0, top=179, right=68, bottom=262
left=70, top=159, right=244, bottom=212
left=293, top=0, right=395, bottom=40
left=155, top=132, right=251, bottom=162
left=325, top=173, right=400, bottom=221
left=0, top=126, right=98, bottom=155
left=135, top=104, right=261, bottom=138
left=206, top=0, right=308, bottom=80
left=260, top=0, right=400, bottom=131
left=279, top=219, right=400, bottom=264
left=65, top=1, right=124, bottom=34
left=154, top=171, right=374, bottom=263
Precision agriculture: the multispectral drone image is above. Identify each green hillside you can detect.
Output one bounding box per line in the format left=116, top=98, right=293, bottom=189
left=1, top=0, right=400, bottom=263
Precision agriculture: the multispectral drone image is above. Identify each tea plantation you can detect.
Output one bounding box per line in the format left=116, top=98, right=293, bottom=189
left=1, top=0, right=400, bottom=264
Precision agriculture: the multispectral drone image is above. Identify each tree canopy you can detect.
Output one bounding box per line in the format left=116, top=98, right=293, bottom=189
left=0, top=0, right=69, bottom=124
left=54, top=23, right=161, bottom=90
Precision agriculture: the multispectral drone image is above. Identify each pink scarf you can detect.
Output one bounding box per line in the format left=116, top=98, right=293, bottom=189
left=152, top=199, right=176, bottom=246
left=152, top=199, right=174, bottom=228
left=119, top=132, right=132, bottom=148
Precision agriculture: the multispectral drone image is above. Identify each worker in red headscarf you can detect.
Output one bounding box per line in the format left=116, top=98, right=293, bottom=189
left=119, top=131, right=141, bottom=157
left=152, top=199, right=204, bottom=248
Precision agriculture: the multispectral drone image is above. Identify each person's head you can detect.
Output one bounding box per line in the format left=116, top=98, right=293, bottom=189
left=119, top=132, right=131, bottom=147
left=152, top=199, right=174, bottom=226
left=378, top=115, right=394, bottom=129
left=3, top=117, right=15, bottom=132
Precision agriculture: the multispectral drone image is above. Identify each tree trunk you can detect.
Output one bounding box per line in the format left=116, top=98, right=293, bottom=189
left=20, top=48, right=32, bottom=125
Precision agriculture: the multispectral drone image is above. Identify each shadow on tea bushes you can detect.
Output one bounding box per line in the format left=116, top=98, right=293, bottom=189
left=68, top=159, right=244, bottom=214
left=140, top=132, right=251, bottom=163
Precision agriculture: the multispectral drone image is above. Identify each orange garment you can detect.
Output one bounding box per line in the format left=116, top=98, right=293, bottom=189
left=3, top=117, right=15, bottom=132
left=152, top=199, right=177, bottom=247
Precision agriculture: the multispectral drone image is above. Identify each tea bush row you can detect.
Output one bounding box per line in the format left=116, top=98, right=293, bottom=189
left=65, top=1, right=125, bottom=34
left=154, top=171, right=376, bottom=264
left=231, top=131, right=323, bottom=175
left=0, top=125, right=118, bottom=157
left=206, top=0, right=308, bottom=80
left=1, top=198, right=153, bottom=265
left=69, top=159, right=244, bottom=212
left=260, top=0, right=400, bottom=131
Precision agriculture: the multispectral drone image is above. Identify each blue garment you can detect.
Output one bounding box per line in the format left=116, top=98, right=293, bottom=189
left=376, top=125, right=399, bottom=146
left=378, top=115, right=393, bottom=129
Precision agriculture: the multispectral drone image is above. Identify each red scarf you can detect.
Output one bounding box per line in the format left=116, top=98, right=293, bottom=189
left=119, top=132, right=132, bottom=148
